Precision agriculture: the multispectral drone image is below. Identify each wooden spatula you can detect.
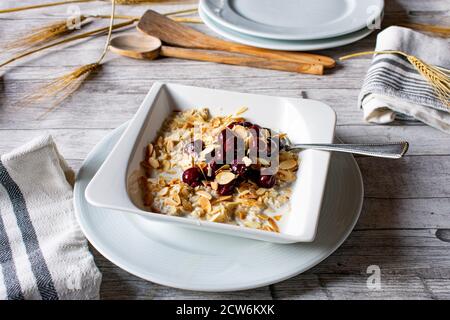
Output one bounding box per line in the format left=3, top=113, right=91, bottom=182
left=137, top=10, right=336, bottom=69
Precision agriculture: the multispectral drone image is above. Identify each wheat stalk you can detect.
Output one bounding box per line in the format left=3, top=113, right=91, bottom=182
left=340, top=50, right=450, bottom=108
left=19, top=0, right=118, bottom=116
left=3, top=16, right=92, bottom=51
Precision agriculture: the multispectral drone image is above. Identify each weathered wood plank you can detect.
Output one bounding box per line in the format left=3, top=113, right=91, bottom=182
left=272, top=229, right=450, bottom=299
left=358, top=155, right=450, bottom=198
left=93, top=248, right=273, bottom=300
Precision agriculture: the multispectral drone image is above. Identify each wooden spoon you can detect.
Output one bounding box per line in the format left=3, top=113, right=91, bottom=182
left=110, top=34, right=324, bottom=75
left=137, top=10, right=336, bottom=69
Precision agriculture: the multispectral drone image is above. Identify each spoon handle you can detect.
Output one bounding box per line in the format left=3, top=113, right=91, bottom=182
left=286, top=142, right=409, bottom=159
left=160, top=46, right=323, bottom=75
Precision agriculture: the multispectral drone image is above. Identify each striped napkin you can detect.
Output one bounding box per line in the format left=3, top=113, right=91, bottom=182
left=359, top=26, right=450, bottom=133
left=0, top=135, right=101, bottom=300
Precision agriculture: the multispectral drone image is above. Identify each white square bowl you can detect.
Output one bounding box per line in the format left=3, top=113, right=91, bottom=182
left=85, top=82, right=336, bottom=243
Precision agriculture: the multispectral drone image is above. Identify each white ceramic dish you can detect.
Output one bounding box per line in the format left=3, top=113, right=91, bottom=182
left=201, top=0, right=384, bottom=40
left=199, top=5, right=376, bottom=51
left=85, top=82, right=336, bottom=243
left=75, top=123, right=363, bottom=291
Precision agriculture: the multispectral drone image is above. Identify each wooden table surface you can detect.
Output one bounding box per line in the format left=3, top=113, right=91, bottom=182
left=1, top=0, right=449, bottom=300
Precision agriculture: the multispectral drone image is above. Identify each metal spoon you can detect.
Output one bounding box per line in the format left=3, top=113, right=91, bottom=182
left=280, top=137, right=409, bottom=159
left=109, top=34, right=324, bottom=74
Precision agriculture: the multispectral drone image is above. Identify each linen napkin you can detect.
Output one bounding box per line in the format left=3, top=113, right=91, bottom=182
left=358, top=26, right=450, bottom=133
left=0, top=135, right=101, bottom=300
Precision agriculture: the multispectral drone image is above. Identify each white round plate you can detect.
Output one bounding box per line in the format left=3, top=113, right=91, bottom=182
left=199, top=6, right=375, bottom=51
left=74, top=122, right=364, bottom=292
left=201, top=0, right=384, bottom=40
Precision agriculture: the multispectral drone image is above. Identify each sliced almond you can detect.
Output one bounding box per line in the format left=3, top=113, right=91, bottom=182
left=212, top=195, right=233, bottom=204
left=256, top=188, right=267, bottom=195
left=278, top=169, right=296, bottom=182
left=196, top=190, right=212, bottom=200
left=215, top=171, right=236, bottom=185
left=164, top=198, right=179, bottom=207
left=238, top=190, right=250, bottom=197
left=243, top=220, right=261, bottom=229
left=279, top=159, right=298, bottom=170
left=198, top=196, right=212, bottom=213
left=242, top=156, right=252, bottom=167
left=209, top=211, right=226, bottom=223
left=257, top=214, right=269, bottom=221
left=157, top=187, right=169, bottom=196
left=166, top=139, right=174, bottom=152
left=171, top=193, right=181, bottom=205
left=268, top=217, right=280, bottom=233
left=149, top=158, right=159, bottom=169
left=273, top=215, right=282, bottom=221
left=210, top=181, right=218, bottom=191
left=258, top=158, right=270, bottom=166
left=237, top=211, right=247, bottom=220
left=162, top=160, right=171, bottom=171
left=181, top=199, right=193, bottom=211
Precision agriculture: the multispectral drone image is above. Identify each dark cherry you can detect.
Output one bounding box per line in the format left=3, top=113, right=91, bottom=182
left=250, top=124, right=261, bottom=135
left=217, top=181, right=236, bottom=196
left=184, top=139, right=204, bottom=156
left=230, top=159, right=248, bottom=178
left=258, top=175, right=276, bottom=188
left=218, top=128, right=235, bottom=144
left=247, top=168, right=261, bottom=183
left=182, top=167, right=202, bottom=187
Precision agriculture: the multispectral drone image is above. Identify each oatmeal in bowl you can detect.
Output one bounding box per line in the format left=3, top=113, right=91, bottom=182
left=85, top=83, right=335, bottom=243
left=138, top=107, right=299, bottom=233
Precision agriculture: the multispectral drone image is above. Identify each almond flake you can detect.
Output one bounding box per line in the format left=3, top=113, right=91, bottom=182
left=237, top=211, right=247, bottom=220
left=209, top=211, right=226, bottom=223
left=171, top=193, right=181, bottom=205
left=279, top=159, right=297, bottom=170
left=157, top=187, right=169, bottom=196
left=210, top=181, right=218, bottom=191
left=198, top=196, right=212, bottom=213
left=268, top=217, right=280, bottom=232
left=256, top=188, right=267, bottom=195
left=196, top=190, right=212, bottom=200
left=242, top=156, right=252, bottom=167
left=258, top=158, right=270, bottom=166
left=149, top=158, right=159, bottom=169
left=215, top=171, right=236, bottom=185
left=257, top=214, right=269, bottom=221
left=164, top=198, right=179, bottom=207
left=212, top=195, right=233, bottom=204
left=273, top=215, right=282, bottom=221
left=278, top=169, right=296, bottom=182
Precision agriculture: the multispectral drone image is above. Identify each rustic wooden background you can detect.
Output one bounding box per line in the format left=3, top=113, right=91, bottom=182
left=1, top=0, right=449, bottom=299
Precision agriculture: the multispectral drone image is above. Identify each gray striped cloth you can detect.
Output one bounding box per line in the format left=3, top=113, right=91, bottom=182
left=0, top=135, right=101, bottom=300
left=359, top=26, right=450, bottom=133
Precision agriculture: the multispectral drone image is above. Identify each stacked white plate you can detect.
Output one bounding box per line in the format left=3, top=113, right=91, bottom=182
left=199, top=0, right=384, bottom=51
